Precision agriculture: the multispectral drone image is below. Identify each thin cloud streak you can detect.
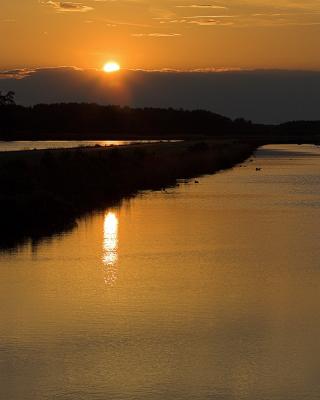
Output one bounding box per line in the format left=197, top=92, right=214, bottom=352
left=176, top=5, right=228, bottom=9
left=39, top=1, right=94, bottom=13
left=132, top=32, right=182, bottom=37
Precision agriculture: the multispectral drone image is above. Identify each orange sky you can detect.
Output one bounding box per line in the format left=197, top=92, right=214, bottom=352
left=1, top=0, right=320, bottom=71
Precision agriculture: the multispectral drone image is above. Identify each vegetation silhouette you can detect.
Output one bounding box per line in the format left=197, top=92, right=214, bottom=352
left=0, top=140, right=258, bottom=249
left=0, top=101, right=318, bottom=142
left=0, top=102, right=265, bottom=140
left=0, top=90, right=15, bottom=106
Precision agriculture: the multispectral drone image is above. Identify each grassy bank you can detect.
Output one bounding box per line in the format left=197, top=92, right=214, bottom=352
left=0, top=140, right=259, bottom=248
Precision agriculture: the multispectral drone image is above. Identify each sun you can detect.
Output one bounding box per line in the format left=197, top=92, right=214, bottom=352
left=103, top=61, right=121, bottom=73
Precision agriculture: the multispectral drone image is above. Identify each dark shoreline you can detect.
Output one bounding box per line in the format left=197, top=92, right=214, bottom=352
left=1, top=104, right=320, bottom=144
left=0, top=140, right=259, bottom=250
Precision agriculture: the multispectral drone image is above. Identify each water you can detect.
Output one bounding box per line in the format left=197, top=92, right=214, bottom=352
left=0, top=144, right=319, bottom=400
left=0, top=140, right=172, bottom=152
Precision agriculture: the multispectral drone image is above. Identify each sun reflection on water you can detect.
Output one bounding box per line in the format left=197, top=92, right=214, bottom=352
left=102, top=212, right=119, bottom=286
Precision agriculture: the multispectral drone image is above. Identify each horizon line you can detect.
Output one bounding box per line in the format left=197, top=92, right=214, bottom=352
left=2, top=65, right=320, bottom=80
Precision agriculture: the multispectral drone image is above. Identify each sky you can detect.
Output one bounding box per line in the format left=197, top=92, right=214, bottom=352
left=1, top=1, right=320, bottom=122
left=1, top=0, right=320, bottom=71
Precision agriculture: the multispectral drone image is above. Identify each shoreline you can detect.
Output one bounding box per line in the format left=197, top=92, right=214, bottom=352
left=0, top=140, right=259, bottom=249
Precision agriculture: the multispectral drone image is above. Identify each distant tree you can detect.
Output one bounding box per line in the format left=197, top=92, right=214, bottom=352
left=234, top=118, right=250, bottom=125
left=0, top=91, right=16, bottom=105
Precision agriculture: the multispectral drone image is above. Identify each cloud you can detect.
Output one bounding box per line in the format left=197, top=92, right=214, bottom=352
left=39, top=1, right=94, bottom=13
left=157, top=8, right=320, bottom=28
left=1, top=19, right=17, bottom=23
left=1, top=66, right=320, bottom=123
left=237, top=11, right=320, bottom=27
left=156, top=0, right=320, bottom=28
left=132, top=32, right=182, bottom=37
left=188, top=19, right=233, bottom=25
left=0, top=69, right=35, bottom=80
left=176, top=5, right=227, bottom=9
left=98, top=18, right=152, bottom=28
left=159, top=15, right=235, bottom=26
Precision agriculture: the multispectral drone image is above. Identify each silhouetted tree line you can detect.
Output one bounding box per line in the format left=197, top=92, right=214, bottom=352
left=276, top=120, right=320, bottom=136
left=0, top=92, right=318, bottom=140
left=0, top=101, right=263, bottom=139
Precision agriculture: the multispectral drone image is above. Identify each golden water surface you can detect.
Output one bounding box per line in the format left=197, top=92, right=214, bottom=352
left=0, top=144, right=320, bottom=400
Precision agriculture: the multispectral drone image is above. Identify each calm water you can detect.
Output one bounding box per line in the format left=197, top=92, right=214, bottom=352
left=1, top=144, right=320, bottom=400
left=0, top=140, right=169, bottom=152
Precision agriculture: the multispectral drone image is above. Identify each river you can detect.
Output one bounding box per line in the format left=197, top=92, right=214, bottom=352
left=0, top=144, right=319, bottom=400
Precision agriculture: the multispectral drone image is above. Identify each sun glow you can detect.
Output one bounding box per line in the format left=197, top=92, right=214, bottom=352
left=103, top=62, right=121, bottom=73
